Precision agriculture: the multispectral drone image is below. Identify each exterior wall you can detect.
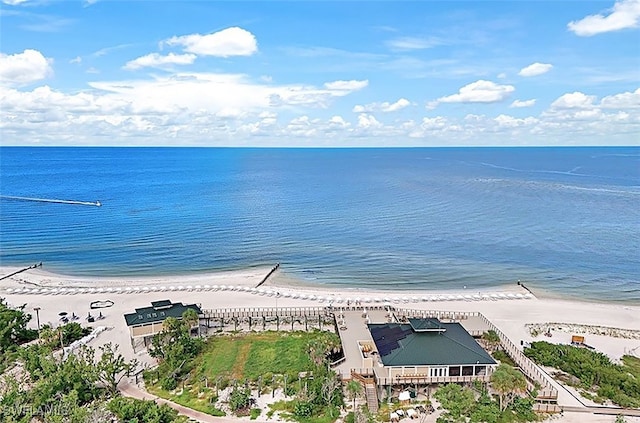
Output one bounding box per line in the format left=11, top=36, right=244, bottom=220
left=129, top=321, right=165, bottom=338
left=388, top=363, right=496, bottom=383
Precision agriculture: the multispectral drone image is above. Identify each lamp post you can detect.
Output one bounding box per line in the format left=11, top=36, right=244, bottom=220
left=275, top=291, right=280, bottom=316
left=33, top=307, right=41, bottom=338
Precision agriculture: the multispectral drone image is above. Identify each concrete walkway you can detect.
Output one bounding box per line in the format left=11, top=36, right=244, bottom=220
left=118, top=381, right=270, bottom=423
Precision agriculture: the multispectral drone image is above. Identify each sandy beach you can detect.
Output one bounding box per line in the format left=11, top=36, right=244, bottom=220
left=1, top=265, right=639, bottom=422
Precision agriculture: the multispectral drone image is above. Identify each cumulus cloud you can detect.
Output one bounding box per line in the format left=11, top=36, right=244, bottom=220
left=435, top=80, right=515, bottom=104
left=510, top=99, right=536, bottom=108
left=353, top=98, right=410, bottom=113
left=357, top=113, right=382, bottom=129
left=165, top=27, right=258, bottom=57
left=0, top=49, right=53, bottom=86
left=518, top=62, right=553, bottom=77
left=551, top=92, right=597, bottom=109
left=2, top=0, right=29, bottom=4
left=324, top=79, right=368, bottom=91
left=124, top=53, right=197, bottom=70
left=600, top=88, right=640, bottom=108
left=568, top=0, right=640, bottom=36
left=494, top=114, right=539, bottom=127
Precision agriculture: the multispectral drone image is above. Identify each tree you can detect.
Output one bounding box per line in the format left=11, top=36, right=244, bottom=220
left=96, top=342, right=138, bottom=394
left=182, top=308, right=200, bottom=336
left=0, top=298, right=37, bottom=354
left=434, top=383, right=475, bottom=420
left=481, top=330, right=501, bottom=353
left=490, top=364, right=528, bottom=411
left=346, top=380, right=363, bottom=410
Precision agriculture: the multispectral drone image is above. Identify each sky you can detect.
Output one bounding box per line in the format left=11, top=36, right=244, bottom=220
left=0, top=0, right=639, bottom=147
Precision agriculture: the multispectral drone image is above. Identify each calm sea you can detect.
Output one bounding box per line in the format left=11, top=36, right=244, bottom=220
left=0, top=147, right=638, bottom=303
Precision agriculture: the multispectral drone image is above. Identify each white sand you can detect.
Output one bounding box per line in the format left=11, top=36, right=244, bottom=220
left=1, top=265, right=639, bottom=422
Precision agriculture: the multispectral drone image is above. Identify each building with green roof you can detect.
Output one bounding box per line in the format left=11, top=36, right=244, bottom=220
left=367, top=317, right=496, bottom=382
left=124, top=300, right=202, bottom=349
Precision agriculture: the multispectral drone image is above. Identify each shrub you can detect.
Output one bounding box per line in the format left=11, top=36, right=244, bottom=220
left=250, top=408, right=262, bottom=420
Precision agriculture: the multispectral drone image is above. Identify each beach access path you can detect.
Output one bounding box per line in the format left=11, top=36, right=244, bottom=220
left=119, top=380, right=271, bottom=423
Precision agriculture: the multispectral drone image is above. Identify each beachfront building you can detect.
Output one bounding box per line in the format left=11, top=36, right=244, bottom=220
left=350, top=315, right=497, bottom=411
left=367, top=318, right=497, bottom=382
left=124, top=299, right=202, bottom=350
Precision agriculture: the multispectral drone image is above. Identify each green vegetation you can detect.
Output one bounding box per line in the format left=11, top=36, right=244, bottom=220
left=0, top=300, right=151, bottom=423
left=147, top=327, right=344, bottom=422
left=434, top=372, right=536, bottom=423
left=107, top=396, right=186, bottom=423
left=524, top=341, right=640, bottom=408
left=492, top=350, right=517, bottom=367
left=0, top=298, right=38, bottom=372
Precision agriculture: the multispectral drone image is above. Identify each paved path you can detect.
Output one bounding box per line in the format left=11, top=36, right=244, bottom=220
left=119, top=381, right=270, bottom=423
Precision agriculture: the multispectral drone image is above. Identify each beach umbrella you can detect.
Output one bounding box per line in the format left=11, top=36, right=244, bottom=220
left=464, top=295, right=473, bottom=301
left=125, top=287, right=133, bottom=293
left=515, top=293, right=525, bottom=299
left=507, top=293, right=516, bottom=299
left=186, top=285, right=193, bottom=291
left=203, top=284, right=211, bottom=290
left=210, top=285, right=218, bottom=290
left=282, top=292, right=290, bottom=298
left=168, top=286, right=176, bottom=291
left=176, top=285, right=184, bottom=291
left=308, top=295, right=317, bottom=301
left=411, top=296, right=420, bottom=302
left=291, top=293, right=299, bottom=299
left=524, top=293, right=534, bottom=299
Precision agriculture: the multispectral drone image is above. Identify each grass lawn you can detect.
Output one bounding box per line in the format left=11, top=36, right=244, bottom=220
left=195, top=331, right=324, bottom=382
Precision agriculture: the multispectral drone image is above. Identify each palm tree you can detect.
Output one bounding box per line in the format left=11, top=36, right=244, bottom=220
left=482, top=330, right=501, bottom=353
left=182, top=308, right=200, bottom=336
left=346, top=380, right=363, bottom=410
left=490, top=364, right=528, bottom=411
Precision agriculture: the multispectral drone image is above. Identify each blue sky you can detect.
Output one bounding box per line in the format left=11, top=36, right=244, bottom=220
left=1, top=1, right=639, bottom=146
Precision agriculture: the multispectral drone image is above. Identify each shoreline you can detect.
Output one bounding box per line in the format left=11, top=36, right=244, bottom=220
left=1, top=264, right=636, bottom=307
left=1, top=264, right=639, bottom=422
left=0, top=264, right=590, bottom=306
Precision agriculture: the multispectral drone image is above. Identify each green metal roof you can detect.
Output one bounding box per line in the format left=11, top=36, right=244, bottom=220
left=124, top=300, right=202, bottom=327
left=369, top=319, right=496, bottom=367
left=408, top=318, right=446, bottom=332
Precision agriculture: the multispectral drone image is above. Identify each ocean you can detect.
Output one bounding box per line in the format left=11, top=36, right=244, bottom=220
left=0, top=147, right=638, bottom=303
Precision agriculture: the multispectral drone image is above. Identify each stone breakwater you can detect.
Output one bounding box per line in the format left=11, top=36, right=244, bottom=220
left=526, top=322, right=640, bottom=340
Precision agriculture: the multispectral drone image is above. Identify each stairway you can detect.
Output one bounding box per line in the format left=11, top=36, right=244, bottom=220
left=364, top=381, right=379, bottom=413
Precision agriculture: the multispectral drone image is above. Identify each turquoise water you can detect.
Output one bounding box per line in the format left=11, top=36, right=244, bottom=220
left=0, top=147, right=638, bottom=303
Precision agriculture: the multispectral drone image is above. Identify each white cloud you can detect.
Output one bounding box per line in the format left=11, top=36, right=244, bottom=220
left=70, top=56, right=82, bottom=64
left=357, top=113, right=382, bottom=129
left=518, top=62, right=553, bottom=77
left=494, top=114, right=539, bottom=127
left=165, top=27, right=257, bottom=57
left=386, top=36, right=444, bottom=50
left=510, top=99, right=536, bottom=108
left=435, top=80, right=515, bottom=104
left=353, top=98, right=410, bottom=113
left=551, top=92, right=597, bottom=109
left=324, top=79, right=368, bottom=91
left=124, top=53, right=197, bottom=70
left=568, top=0, right=640, bottom=36
left=2, top=0, right=29, bottom=4
left=600, top=88, right=640, bottom=108
left=0, top=49, right=53, bottom=86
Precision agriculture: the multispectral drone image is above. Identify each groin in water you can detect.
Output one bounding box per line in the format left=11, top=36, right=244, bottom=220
left=0, top=195, right=101, bottom=207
